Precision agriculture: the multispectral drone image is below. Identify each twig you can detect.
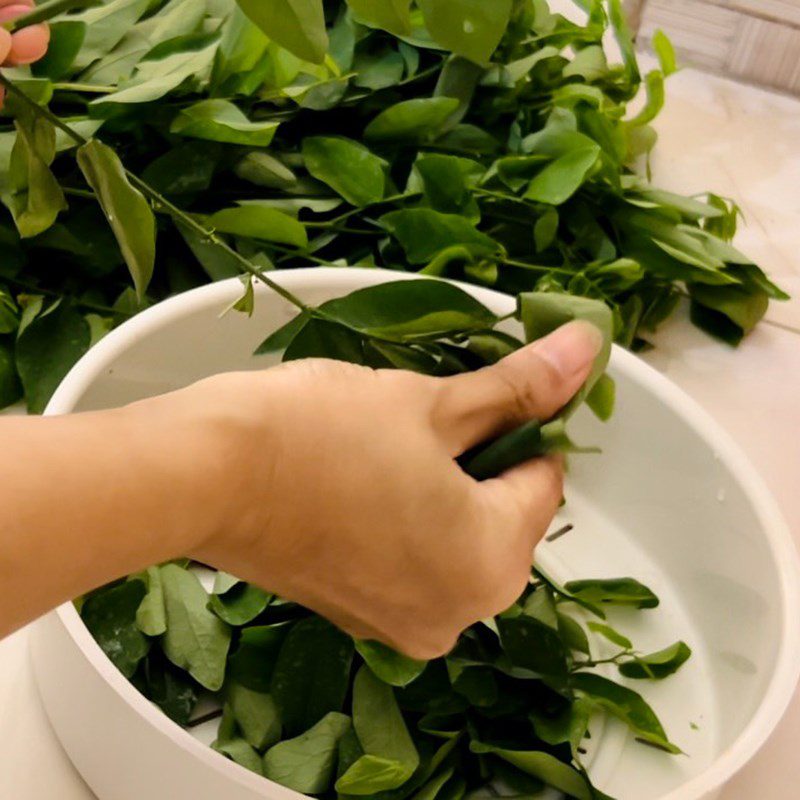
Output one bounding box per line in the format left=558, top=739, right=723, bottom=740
left=4, top=0, right=98, bottom=32
left=546, top=523, right=574, bottom=542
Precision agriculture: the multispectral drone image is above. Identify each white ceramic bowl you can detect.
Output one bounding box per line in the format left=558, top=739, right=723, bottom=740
left=31, top=269, right=800, bottom=800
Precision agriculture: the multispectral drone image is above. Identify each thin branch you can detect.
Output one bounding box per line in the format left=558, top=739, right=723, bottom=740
left=3, top=0, right=98, bottom=33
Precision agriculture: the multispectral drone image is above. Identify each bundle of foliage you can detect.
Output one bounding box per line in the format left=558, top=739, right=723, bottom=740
left=80, top=283, right=691, bottom=799
left=0, top=0, right=787, bottom=412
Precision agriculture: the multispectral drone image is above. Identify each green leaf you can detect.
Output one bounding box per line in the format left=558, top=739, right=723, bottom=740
left=689, top=284, right=769, bottom=346
left=355, top=641, right=427, bottom=688
left=626, top=70, right=665, bottom=128
left=228, top=682, right=282, bottom=750
left=534, top=207, right=559, bottom=253
left=70, top=0, right=151, bottom=72
left=337, top=665, right=419, bottom=794
left=414, top=154, right=483, bottom=218
left=365, top=98, right=460, bottom=144
left=418, top=0, right=513, bottom=65
left=271, top=616, right=354, bottom=735
left=254, top=313, right=309, bottom=355
left=209, top=205, right=307, bottom=248
left=81, top=580, right=150, bottom=679
left=469, top=743, right=594, bottom=800
left=619, top=641, right=692, bottom=680
left=518, top=292, right=613, bottom=419
left=303, top=137, right=386, bottom=206
left=228, top=622, right=292, bottom=693
left=571, top=672, right=680, bottom=753
left=91, top=35, right=221, bottom=106
left=497, top=614, right=569, bottom=677
left=283, top=317, right=367, bottom=364
left=15, top=299, right=91, bottom=414
left=347, top=0, right=412, bottom=36
left=524, top=145, right=601, bottom=205
left=652, top=29, right=678, bottom=77
left=135, top=566, right=167, bottom=636
left=212, top=572, right=240, bottom=595
left=235, top=0, right=328, bottom=64
left=77, top=139, right=156, bottom=301
left=381, top=209, right=501, bottom=265
left=586, top=373, right=616, bottom=421
left=564, top=578, right=659, bottom=610
left=557, top=613, right=590, bottom=656
left=209, top=582, right=272, bottom=626
left=235, top=152, right=298, bottom=190
left=159, top=564, right=231, bottom=691
left=587, top=621, right=633, bottom=650
left=263, top=712, right=352, bottom=793
left=2, top=103, right=67, bottom=239
left=0, top=340, right=22, bottom=409
left=564, top=45, right=608, bottom=81
left=32, top=21, right=87, bottom=81
left=459, top=420, right=542, bottom=481
left=138, top=650, right=199, bottom=726
left=608, top=0, right=641, bottom=87
left=530, top=698, right=592, bottom=748
left=318, top=279, right=498, bottom=338
left=170, top=99, right=279, bottom=147
left=213, top=738, right=264, bottom=776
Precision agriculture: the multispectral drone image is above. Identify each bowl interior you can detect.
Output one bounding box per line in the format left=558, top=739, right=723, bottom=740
left=45, top=269, right=800, bottom=800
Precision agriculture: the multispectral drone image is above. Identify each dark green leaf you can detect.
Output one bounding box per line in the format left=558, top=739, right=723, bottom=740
left=303, top=137, right=386, bottom=206
left=264, top=712, right=351, bottom=793
left=213, top=738, right=264, bottom=776
left=228, top=622, right=292, bottom=692
left=15, top=299, right=91, bottom=414
left=347, top=0, right=412, bottom=37
left=524, top=145, right=600, bottom=205
left=236, top=0, right=328, bottom=63
left=365, top=98, right=460, bottom=143
left=271, top=616, right=354, bottom=735
left=564, top=578, right=659, bottom=610
left=619, top=641, right=692, bottom=680
left=139, top=650, right=199, bottom=726
left=283, top=317, right=367, bottom=364
left=209, top=582, right=272, bottom=626
left=171, top=99, right=280, bottom=147
left=419, top=0, right=513, bottom=65
left=135, top=565, right=167, bottom=636
left=32, top=20, right=87, bottom=80
left=0, top=339, right=22, bottom=409
left=81, top=580, right=149, bottom=678
left=355, top=641, right=427, bottom=688
left=571, top=672, right=680, bottom=753
left=381, top=209, right=501, bottom=264
left=498, top=615, right=569, bottom=677
left=209, top=205, right=308, bottom=248
left=469, top=743, right=594, bottom=800
left=689, top=284, right=769, bottom=346
left=459, top=420, right=542, bottom=481
left=77, top=139, right=156, bottom=300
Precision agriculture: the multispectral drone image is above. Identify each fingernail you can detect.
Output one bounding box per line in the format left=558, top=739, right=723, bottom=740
left=533, top=321, right=603, bottom=378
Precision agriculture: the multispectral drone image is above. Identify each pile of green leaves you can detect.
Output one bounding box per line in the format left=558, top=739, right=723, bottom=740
left=80, top=284, right=690, bottom=799
left=0, top=0, right=788, bottom=412
left=82, top=565, right=690, bottom=800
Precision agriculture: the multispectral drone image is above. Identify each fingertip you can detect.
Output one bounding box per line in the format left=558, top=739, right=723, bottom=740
left=5, top=24, right=49, bottom=66
left=0, top=28, right=11, bottom=64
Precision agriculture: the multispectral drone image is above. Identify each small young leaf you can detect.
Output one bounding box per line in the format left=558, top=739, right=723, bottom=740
left=263, top=712, right=351, bottom=793
left=228, top=622, right=292, bottom=693
left=209, top=582, right=271, bottom=626
left=347, top=0, right=412, bottom=37
left=136, top=565, right=167, bottom=637
left=586, top=373, right=616, bottom=421
left=587, top=621, right=633, bottom=651
left=652, top=29, right=677, bottom=77
left=213, top=737, right=264, bottom=776
left=77, top=139, right=156, bottom=301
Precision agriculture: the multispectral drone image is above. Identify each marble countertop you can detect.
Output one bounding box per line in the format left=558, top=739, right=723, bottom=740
left=0, top=64, right=798, bottom=799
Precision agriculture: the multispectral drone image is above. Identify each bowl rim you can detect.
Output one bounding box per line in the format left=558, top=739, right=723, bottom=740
left=43, top=268, right=800, bottom=800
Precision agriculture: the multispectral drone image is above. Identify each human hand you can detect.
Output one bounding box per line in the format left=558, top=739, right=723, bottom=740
left=165, top=321, right=601, bottom=659
left=0, top=1, right=50, bottom=106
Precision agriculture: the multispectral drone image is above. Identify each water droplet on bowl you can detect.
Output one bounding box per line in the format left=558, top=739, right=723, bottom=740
left=464, top=19, right=474, bottom=33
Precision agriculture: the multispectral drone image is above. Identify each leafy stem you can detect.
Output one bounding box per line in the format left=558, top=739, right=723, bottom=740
left=3, top=0, right=98, bottom=32
left=0, top=71, right=313, bottom=316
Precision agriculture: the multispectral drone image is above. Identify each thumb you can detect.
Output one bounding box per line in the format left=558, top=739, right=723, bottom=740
left=434, top=321, right=602, bottom=454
